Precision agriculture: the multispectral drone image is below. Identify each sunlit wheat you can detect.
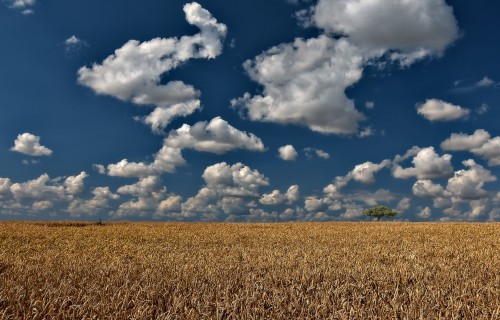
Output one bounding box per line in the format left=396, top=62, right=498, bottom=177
left=0, top=222, right=498, bottom=319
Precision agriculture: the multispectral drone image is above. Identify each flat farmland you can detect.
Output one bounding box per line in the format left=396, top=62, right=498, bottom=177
left=0, top=222, right=498, bottom=319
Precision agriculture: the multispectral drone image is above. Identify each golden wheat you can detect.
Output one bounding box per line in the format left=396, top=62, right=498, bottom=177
left=0, top=222, right=498, bottom=319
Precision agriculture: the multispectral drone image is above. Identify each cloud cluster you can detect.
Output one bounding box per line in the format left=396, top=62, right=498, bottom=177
left=11, top=133, right=52, bottom=157
left=78, top=2, right=227, bottom=133
left=98, top=117, right=265, bottom=178
left=289, top=159, right=397, bottom=220
left=181, top=162, right=270, bottom=219
left=68, top=187, right=120, bottom=216
left=5, top=0, right=35, bottom=14
left=234, top=0, right=459, bottom=135
left=412, top=159, right=497, bottom=220
left=0, top=172, right=91, bottom=215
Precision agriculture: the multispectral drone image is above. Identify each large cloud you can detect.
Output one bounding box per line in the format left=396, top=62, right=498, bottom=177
left=78, top=2, right=227, bottom=133
left=441, top=129, right=500, bottom=166
left=412, top=179, right=446, bottom=198
left=11, top=133, right=52, bottom=157
left=417, top=99, right=470, bottom=121
left=234, top=0, right=458, bottom=134
left=164, top=117, right=265, bottom=154
left=393, top=147, right=453, bottom=179
left=441, top=129, right=491, bottom=151
left=473, top=138, right=500, bottom=166
left=313, top=0, right=458, bottom=62
left=10, top=174, right=68, bottom=202
left=232, top=36, right=367, bottom=134
left=446, top=160, right=496, bottom=200
left=64, top=172, right=89, bottom=195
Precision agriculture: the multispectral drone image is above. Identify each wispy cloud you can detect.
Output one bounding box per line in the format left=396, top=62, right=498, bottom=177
left=451, top=76, right=497, bottom=93
left=5, top=0, right=36, bottom=14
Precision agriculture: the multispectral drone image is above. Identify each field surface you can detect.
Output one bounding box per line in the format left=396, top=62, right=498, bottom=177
left=0, top=222, right=498, bottom=319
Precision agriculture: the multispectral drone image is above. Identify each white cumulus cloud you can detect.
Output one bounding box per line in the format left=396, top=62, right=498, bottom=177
left=417, top=207, right=432, bottom=219
left=393, top=147, right=453, bottom=180
left=78, top=2, right=227, bottom=133
left=441, top=129, right=491, bottom=151
left=232, top=36, right=367, bottom=134
left=164, top=117, right=265, bottom=154
left=446, top=159, right=496, bottom=200
left=11, top=133, right=52, bottom=157
left=278, top=145, right=298, bottom=161
left=417, top=99, right=470, bottom=121
left=441, top=129, right=500, bottom=166
left=259, top=184, right=300, bottom=205
left=181, top=162, right=269, bottom=219
left=64, top=172, right=89, bottom=195
left=313, top=0, right=458, bottom=63
left=104, top=146, right=186, bottom=178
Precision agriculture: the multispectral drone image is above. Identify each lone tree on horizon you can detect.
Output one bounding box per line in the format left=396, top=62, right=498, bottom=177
left=363, top=205, right=397, bottom=221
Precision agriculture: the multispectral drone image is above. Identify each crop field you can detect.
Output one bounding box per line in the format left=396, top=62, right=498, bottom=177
left=0, top=222, right=498, bottom=319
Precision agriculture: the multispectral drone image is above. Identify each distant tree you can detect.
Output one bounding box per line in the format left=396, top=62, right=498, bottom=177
left=363, top=206, right=397, bottom=221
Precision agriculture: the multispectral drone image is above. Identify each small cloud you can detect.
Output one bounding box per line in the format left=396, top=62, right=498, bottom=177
left=278, top=145, right=298, bottom=161
left=365, top=101, right=375, bottom=109
left=476, top=103, right=489, bottom=115
left=476, top=77, right=494, bottom=88
left=417, top=207, right=432, bottom=219
left=416, top=99, right=470, bottom=121
left=64, top=35, right=89, bottom=58
left=11, top=133, right=52, bottom=157
left=452, top=76, right=496, bottom=93
left=358, top=127, right=375, bottom=138
left=92, top=164, right=106, bottom=174
left=396, top=197, right=411, bottom=213
left=22, top=159, right=40, bottom=165
left=304, top=147, right=330, bottom=160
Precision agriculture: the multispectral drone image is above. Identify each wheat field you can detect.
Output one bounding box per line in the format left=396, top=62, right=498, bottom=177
left=0, top=222, right=498, bottom=319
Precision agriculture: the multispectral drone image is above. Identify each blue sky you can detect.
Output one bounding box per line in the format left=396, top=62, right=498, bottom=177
left=1, top=0, right=500, bottom=221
